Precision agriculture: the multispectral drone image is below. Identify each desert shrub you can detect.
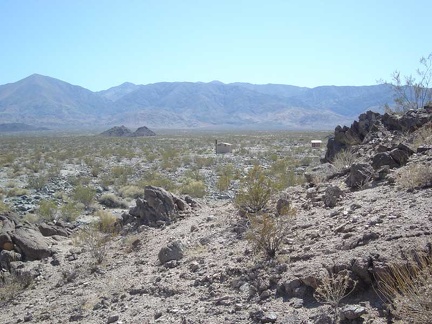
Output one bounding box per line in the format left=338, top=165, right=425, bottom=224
left=94, top=210, right=119, bottom=234
left=412, top=123, right=432, bottom=148
left=73, top=185, right=96, bottom=208
left=377, top=253, right=432, bottom=323
left=397, top=163, right=432, bottom=190
left=0, top=201, right=11, bottom=213
left=314, top=269, right=357, bottom=323
left=27, top=174, right=48, bottom=190
left=59, top=200, right=82, bottom=222
left=332, top=148, right=356, bottom=171
left=98, top=193, right=128, bottom=209
left=72, top=225, right=109, bottom=264
left=139, top=172, right=177, bottom=192
left=38, top=200, right=58, bottom=222
left=216, top=174, right=231, bottom=192
left=245, top=210, right=295, bottom=258
left=6, top=187, right=29, bottom=197
left=235, top=165, right=272, bottom=213
left=111, top=166, right=133, bottom=186
left=180, top=179, right=206, bottom=198
left=0, top=271, right=33, bottom=302
left=118, top=185, right=144, bottom=199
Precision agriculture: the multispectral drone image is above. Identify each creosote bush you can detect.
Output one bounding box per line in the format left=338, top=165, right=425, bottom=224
left=246, top=209, right=296, bottom=259
left=73, top=185, right=96, bottom=208
left=235, top=165, right=272, bottom=213
left=38, top=199, right=57, bottom=222
left=72, top=225, right=109, bottom=264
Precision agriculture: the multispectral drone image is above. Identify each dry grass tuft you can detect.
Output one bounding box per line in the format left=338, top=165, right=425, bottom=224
left=376, top=253, right=432, bottom=323
left=396, top=163, right=432, bottom=190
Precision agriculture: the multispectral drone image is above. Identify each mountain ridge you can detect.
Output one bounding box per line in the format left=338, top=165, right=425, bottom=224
left=0, top=74, right=394, bottom=129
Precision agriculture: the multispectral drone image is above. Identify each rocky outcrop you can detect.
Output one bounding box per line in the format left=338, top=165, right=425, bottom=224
left=100, top=125, right=132, bottom=137
left=126, top=186, right=188, bottom=227
left=324, top=108, right=432, bottom=163
left=100, top=125, right=156, bottom=137
left=130, top=126, right=156, bottom=137
left=0, top=213, right=59, bottom=263
left=11, top=228, right=51, bottom=261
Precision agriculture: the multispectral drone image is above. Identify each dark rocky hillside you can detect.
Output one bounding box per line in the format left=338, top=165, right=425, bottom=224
left=100, top=125, right=156, bottom=137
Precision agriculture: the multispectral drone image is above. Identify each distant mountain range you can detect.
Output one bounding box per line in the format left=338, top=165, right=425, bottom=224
left=0, top=74, right=395, bottom=130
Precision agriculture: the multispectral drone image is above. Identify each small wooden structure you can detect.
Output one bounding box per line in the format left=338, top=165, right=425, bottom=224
left=311, top=140, right=322, bottom=148
left=215, top=140, right=232, bottom=154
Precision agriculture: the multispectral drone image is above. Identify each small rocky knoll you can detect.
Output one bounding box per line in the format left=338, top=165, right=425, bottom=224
left=100, top=125, right=156, bottom=137
left=0, top=110, right=431, bottom=323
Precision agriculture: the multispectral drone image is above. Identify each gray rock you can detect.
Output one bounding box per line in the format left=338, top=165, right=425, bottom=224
left=107, top=314, right=119, bottom=323
left=129, top=186, right=182, bottom=227
left=372, top=152, right=399, bottom=169
left=323, top=185, right=343, bottom=207
left=11, top=228, right=51, bottom=261
left=158, top=241, right=184, bottom=264
left=389, top=148, right=410, bottom=166
left=38, top=223, right=69, bottom=237
left=276, top=198, right=291, bottom=215
left=0, top=250, right=22, bottom=271
left=339, top=304, right=367, bottom=320
left=345, top=163, right=375, bottom=188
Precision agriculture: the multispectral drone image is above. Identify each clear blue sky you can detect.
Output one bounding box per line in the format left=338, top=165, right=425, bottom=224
left=1, top=0, right=431, bottom=91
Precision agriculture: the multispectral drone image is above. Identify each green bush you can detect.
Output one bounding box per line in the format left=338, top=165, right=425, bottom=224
left=235, top=165, right=272, bottom=213
left=180, top=179, right=206, bottom=198
left=98, top=193, right=128, bottom=209
left=60, top=201, right=82, bottom=222
left=38, top=200, right=57, bottom=222
left=73, top=185, right=96, bottom=208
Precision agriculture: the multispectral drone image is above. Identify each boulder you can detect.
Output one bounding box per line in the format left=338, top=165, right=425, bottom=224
left=389, top=148, right=410, bottom=166
left=371, top=152, right=399, bottom=169
left=346, top=163, right=375, bottom=188
left=11, top=228, right=51, bottom=261
left=0, top=250, right=22, bottom=271
left=129, top=186, right=187, bottom=227
left=323, top=185, right=344, bottom=207
left=38, top=223, right=69, bottom=237
left=158, top=241, right=184, bottom=264
left=304, top=163, right=338, bottom=183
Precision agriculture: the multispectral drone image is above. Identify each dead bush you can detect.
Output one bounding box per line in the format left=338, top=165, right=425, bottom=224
left=314, top=269, right=357, bottom=323
left=397, top=163, right=432, bottom=190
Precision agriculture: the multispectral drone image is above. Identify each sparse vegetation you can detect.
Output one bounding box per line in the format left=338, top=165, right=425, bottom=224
left=245, top=209, right=296, bottom=258
left=314, top=269, right=357, bottom=323
left=332, top=148, right=356, bottom=171
left=377, top=253, right=432, bottom=323
left=73, top=185, right=96, bottom=208
left=397, top=163, right=432, bottom=189
left=235, top=165, right=272, bottom=213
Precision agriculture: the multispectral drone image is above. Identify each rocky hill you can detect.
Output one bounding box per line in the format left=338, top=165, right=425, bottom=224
left=100, top=125, right=156, bottom=137
left=1, top=109, right=431, bottom=323
left=0, top=74, right=395, bottom=129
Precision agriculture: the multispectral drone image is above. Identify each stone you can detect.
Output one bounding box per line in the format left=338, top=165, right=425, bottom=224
left=158, top=241, right=184, bottom=264
left=345, top=163, right=375, bottom=188
left=323, top=185, right=343, bottom=207
left=11, top=228, right=51, bottom=261
left=129, top=186, right=181, bottom=227
left=38, top=223, right=69, bottom=237
left=339, top=304, right=367, bottom=320
left=276, top=198, right=291, bottom=215
left=389, top=148, right=410, bottom=166
left=0, top=250, right=22, bottom=271
left=107, top=314, right=119, bottom=323
left=372, top=152, right=399, bottom=169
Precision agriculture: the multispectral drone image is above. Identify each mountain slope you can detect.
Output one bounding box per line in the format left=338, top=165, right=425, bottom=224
left=0, top=74, right=114, bottom=127
left=0, top=75, right=395, bottom=129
